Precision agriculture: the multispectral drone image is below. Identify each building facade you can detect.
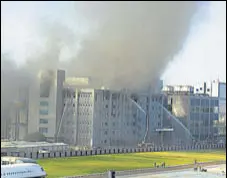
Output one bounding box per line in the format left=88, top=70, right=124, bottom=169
left=194, top=80, right=226, bottom=140
left=167, top=94, right=219, bottom=141
left=59, top=85, right=192, bottom=148
left=28, top=69, right=65, bottom=142
left=59, top=88, right=148, bottom=148
left=1, top=68, right=30, bottom=140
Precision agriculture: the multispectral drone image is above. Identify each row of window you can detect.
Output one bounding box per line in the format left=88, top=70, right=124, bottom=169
left=195, top=88, right=210, bottom=92
left=78, top=93, right=92, bottom=98
left=102, top=130, right=137, bottom=135
left=78, top=103, right=92, bottom=107
left=191, top=99, right=218, bottom=106
left=191, top=107, right=219, bottom=113
left=1, top=170, right=32, bottom=176
left=78, top=121, right=91, bottom=125
left=101, top=121, right=141, bottom=127
left=79, top=131, right=91, bottom=135
left=104, top=130, right=116, bottom=135
left=78, top=112, right=92, bottom=116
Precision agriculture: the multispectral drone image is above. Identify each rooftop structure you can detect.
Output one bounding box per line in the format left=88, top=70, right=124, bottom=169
left=1, top=141, right=69, bottom=153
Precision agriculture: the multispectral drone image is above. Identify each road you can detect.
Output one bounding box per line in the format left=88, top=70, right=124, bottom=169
left=118, top=163, right=226, bottom=178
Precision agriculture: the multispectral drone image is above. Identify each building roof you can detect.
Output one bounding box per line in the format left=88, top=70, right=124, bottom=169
left=1, top=141, right=68, bottom=148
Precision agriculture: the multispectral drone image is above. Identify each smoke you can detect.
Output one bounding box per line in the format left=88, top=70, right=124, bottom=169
left=1, top=53, right=33, bottom=137
left=65, top=1, right=198, bottom=90
left=1, top=2, right=199, bottom=91
left=1, top=1, right=199, bottom=138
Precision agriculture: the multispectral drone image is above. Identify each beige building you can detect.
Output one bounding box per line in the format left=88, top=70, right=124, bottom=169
left=28, top=69, right=65, bottom=141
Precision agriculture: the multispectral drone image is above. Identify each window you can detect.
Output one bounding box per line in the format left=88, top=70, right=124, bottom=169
left=105, top=91, right=110, bottom=100
left=196, top=88, right=199, bottom=92
left=195, top=107, right=200, bottom=113
left=39, top=109, right=48, bottom=115
left=40, top=101, right=48, bottom=106
left=200, top=87, right=202, bottom=91
left=39, top=127, right=48, bottom=134
left=39, top=119, right=48, bottom=124
left=213, top=106, right=219, bottom=114
left=207, top=88, right=210, bottom=92
left=204, top=107, right=209, bottom=113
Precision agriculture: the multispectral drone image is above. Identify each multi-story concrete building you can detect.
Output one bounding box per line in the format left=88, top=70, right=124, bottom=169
left=58, top=84, right=192, bottom=148
left=1, top=68, right=30, bottom=140
left=28, top=69, right=65, bottom=142
left=168, top=94, right=219, bottom=141
left=24, top=69, right=193, bottom=147
left=194, top=80, right=226, bottom=139
left=2, top=67, right=195, bottom=147
left=58, top=88, right=148, bottom=148
left=8, top=88, right=30, bottom=141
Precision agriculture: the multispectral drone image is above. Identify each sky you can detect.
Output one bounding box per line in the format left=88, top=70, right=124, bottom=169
left=1, top=1, right=226, bottom=86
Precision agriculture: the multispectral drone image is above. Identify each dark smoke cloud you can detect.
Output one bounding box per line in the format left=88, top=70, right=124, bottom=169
left=65, top=1, right=198, bottom=89
left=2, top=1, right=199, bottom=90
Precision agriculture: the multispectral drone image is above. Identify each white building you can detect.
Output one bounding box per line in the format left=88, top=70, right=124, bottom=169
left=26, top=69, right=192, bottom=147
left=59, top=88, right=148, bottom=148
left=59, top=85, right=191, bottom=148
left=194, top=80, right=226, bottom=98
left=28, top=69, right=65, bottom=141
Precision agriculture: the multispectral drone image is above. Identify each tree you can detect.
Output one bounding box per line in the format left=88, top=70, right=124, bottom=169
left=24, top=132, right=46, bottom=142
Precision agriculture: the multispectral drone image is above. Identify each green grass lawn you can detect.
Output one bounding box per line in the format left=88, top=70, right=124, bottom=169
left=38, top=150, right=226, bottom=178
